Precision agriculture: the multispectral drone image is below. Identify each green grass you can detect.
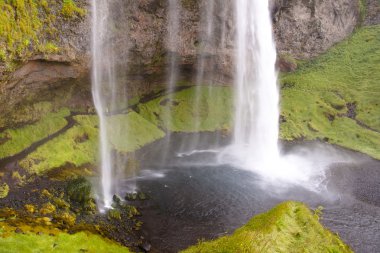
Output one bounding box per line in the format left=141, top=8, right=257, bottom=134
left=19, top=115, right=99, bottom=174
left=0, top=108, right=70, bottom=159
left=0, top=232, right=130, bottom=253
left=107, top=111, right=166, bottom=152
left=182, top=201, right=352, bottom=253
left=280, top=25, right=380, bottom=159
left=138, top=86, right=233, bottom=132
left=18, top=112, right=165, bottom=174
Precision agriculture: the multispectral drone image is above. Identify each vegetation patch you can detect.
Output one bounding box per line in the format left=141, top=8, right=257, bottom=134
left=17, top=111, right=165, bottom=174
left=107, top=111, right=166, bottom=152
left=18, top=115, right=99, bottom=174
left=182, top=201, right=352, bottom=253
left=61, top=0, right=86, bottom=18
left=0, top=108, right=70, bottom=159
left=280, top=25, right=380, bottom=159
left=0, top=231, right=130, bottom=253
left=138, top=86, right=233, bottom=132
left=0, top=0, right=85, bottom=69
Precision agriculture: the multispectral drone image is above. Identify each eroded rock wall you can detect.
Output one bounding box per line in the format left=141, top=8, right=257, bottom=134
left=0, top=0, right=362, bottom=128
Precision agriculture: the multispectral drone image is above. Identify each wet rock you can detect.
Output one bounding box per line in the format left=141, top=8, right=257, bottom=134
left=138, top=192, right=148, bottom=200
left=125, top=192, right=138, bottom=201
left=140, top=241, right=152, bottom=252
left=112, top=194, right=122, bottom=206
left=15, top=228, right=23, bottom=234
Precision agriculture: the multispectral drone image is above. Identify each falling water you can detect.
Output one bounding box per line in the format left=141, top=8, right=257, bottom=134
left=159, top=0, right=181, bottom=164
left=222, top=0, right=329, bottom=189
left=92, top=0, right=129, bottom=209
left=167, top=0, right=180, bottom=94
left=233, top=0, right=280, bottom=170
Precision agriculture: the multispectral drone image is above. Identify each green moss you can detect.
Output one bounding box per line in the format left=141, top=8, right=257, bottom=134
left=18, top=111, right=165, bottom=174
left=0, top=183, right=9, bottom=199
left=107, top=111, right=166, bottom=152
left=182, top=201, right=352, bottom=253
left=0, top=108, right=70, bottom=159
left=280, top=25, right=380, bottom=159
left=138, top=86, right=232, bottom=132
left=61, top=0, right=86, bottom=18
left=0, top=0, right=84, bottom=68
left=0, top=0, right=42, bottom=63
left=107, top=209, right=121, bottom=220
left=66, top=177, right=92, bottom=207
left=0, top=231, right=130, bottom=253
left=38, top=41, right=60, bottom=54
left=19, top=115, right=99, bottom=174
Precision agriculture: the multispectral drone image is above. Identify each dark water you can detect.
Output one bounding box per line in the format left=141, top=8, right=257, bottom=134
left=121, top=134, right=380, bottom=253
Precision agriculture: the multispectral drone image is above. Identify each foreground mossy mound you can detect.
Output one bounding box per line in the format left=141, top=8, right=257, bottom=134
left=280, top=25, right=380, bottom=159
left=182, top=201, right=352, bottom=253
left=0, top=231, right=130, bottom=253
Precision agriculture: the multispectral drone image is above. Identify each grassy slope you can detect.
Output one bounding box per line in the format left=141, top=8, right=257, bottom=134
left=18, top=112, right=165, bottom=174
left=182, top=201, right=352, bottom=253
left=138, top=86, right=233, bottom=132
left=19, top=115, right=98, bottom=174
left=107, top=111, right=165, bottom=152
left=0, top=232, right=130, bottom=253
left=0, top=108, right=70, bottom=159
left=280, top=25, right=380, bottom=159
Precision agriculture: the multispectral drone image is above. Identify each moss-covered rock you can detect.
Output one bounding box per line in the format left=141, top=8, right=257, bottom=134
left=24, top=204, right=35, bottom=214
left=107, top=209, right=122, bottom=221
left=0, top=183, right=10, bottom=199
left=66, top=177, right=92, bottom=207
left=182, top=201, right=352, bottom=253
left=53, top=211, right=76, bottom=227
left=39, top=202, right=56, bottom=215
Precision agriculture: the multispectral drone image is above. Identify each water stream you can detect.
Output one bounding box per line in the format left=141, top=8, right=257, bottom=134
left=92, top=0, right=130, bottom=210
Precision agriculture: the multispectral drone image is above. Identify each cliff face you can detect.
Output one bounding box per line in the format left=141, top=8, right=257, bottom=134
left=272, top=0, right=360, bottom=58
left=0, top=0, right=364, bottom=128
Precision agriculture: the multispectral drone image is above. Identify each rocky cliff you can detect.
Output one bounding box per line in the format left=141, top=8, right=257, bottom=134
left=0, top=0, right=368, bottom=128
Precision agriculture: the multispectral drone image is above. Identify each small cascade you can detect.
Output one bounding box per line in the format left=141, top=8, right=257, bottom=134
left=167, top=0, right=180, bottom=95
left=159, top=0, right=181, bottom=164
left=91, top=0, right=130, bottom=209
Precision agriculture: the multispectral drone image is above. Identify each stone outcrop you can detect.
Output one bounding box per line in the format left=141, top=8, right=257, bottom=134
left=272, top=0, right=360, bottom=58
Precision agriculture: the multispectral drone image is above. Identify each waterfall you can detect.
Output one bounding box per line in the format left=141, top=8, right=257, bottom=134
left=91, top=0, right=129, bottom=210
left=224, top=0, right=326, bottom=188
left=233, top=0, right=280, bottom=169
left=167, top=0, right=180, bottom=95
